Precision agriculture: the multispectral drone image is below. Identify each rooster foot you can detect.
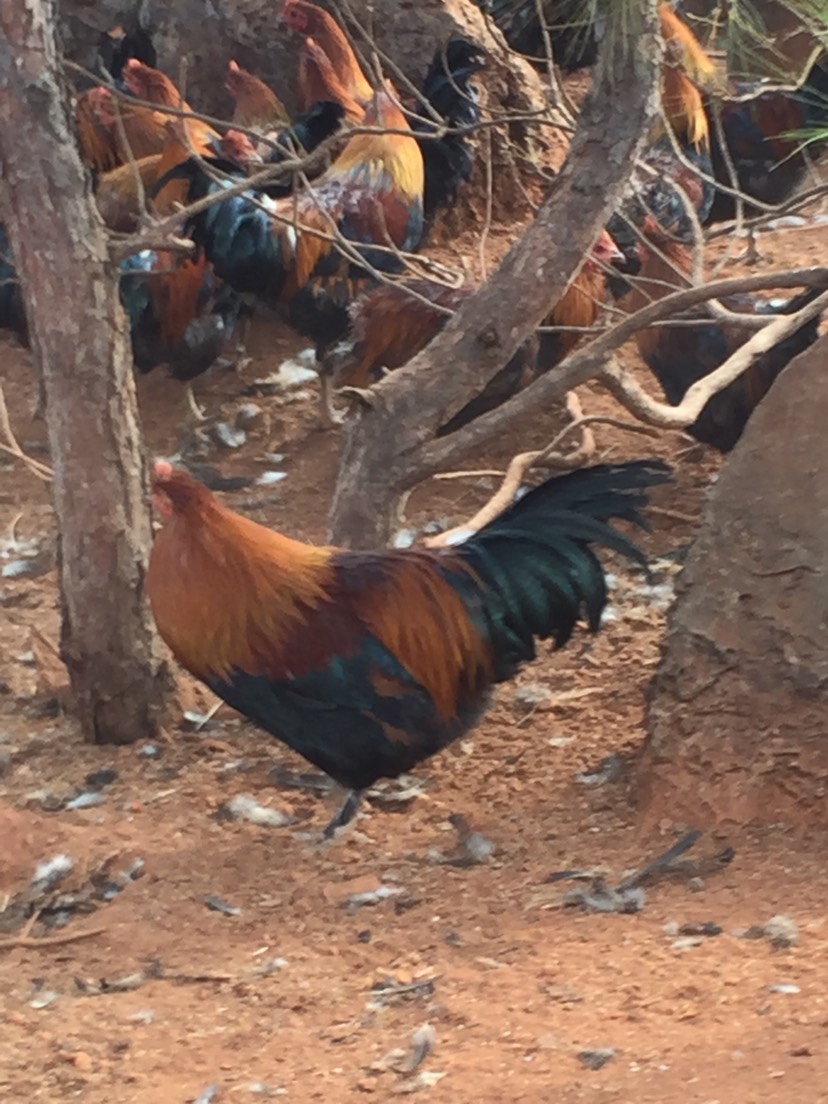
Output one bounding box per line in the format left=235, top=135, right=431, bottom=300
left=185, top=383, right=208, bottom=422
left=322, top=789, right=363, bottom=839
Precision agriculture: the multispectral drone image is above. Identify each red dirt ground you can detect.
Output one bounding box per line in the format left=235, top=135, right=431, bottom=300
left=1, top=206, right=828, bottom=1104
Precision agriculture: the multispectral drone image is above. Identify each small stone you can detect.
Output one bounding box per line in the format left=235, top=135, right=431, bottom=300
left=223, top=794, right=291, bottom=828
left=137, top=743, right=161, bottom=758
left=663, top=921, right=680, bottom=938
left=65, top=792, right=105, bottom=810
left=235, top=402, right=263, bottom=429
left=513, top=682, right=553, bottom=709
left=72, top=1051, right=93, bottom=1072
left=768, top=983, right=800, bottom=995
left=255, top=471, right=287, bottom=487
left=212, top=422, right=247, bottom=449
left=204, top=894, right=241, bottom=917
left=84, top=768, right=118, bottom=791
left=577, top=1047, right=616, bottom=1071
left=764, top=915, right=800, bottom=949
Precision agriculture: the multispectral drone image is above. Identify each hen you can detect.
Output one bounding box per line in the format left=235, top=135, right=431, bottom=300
left=147, top=457, right=669, bottom=835
left=226, top=60, right=289, bottom=131
left=280, top=0, right=373, bottom=113
left=320, top=230, right=622, bottom=427
left=624, top=216, right=828, bottom=452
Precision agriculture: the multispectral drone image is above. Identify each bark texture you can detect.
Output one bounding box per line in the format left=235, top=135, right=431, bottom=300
left=0, top=0, right=173, bottom=744
left=329, top=2, right=663, bottom=547
left=641, top=334, right=828, bottom=829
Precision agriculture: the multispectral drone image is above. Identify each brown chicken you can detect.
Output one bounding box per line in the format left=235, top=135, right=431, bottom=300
left=320, top=230, right=623, bottom=427
left=147, top=457, right=669, bottom=836
left=120, top=62, right=220, bottom=214
left=226, top=60, right=289, bottom=130
left=95, top=154, right=164, bottom=231
left=280, top=0, right=373, bottom=114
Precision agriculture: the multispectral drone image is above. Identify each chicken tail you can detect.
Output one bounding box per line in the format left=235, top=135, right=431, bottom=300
left=453, top=460, right=672, bottom=678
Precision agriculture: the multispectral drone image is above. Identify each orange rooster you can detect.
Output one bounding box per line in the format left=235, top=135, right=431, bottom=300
left=658, top=2, right=715, bottom=150
left=147, top=457, right=669, bottom=835
left=226, top=60, right=289, bottom=130
left=280, top=0, right=373, bottom=113
left=158, top=85, right=424, bottom=330
left=319, top=230, right=622, bottom=426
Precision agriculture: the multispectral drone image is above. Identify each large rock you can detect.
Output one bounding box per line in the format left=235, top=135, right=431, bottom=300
left=640, top=333, right=828, bottom=828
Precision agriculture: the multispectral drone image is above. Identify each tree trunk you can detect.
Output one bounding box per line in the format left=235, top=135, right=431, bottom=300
left=640, top=334, right=828, bottom=829
left=329, top=0, right=663, bottom=548
left=0, top=0, right=173, bottom=744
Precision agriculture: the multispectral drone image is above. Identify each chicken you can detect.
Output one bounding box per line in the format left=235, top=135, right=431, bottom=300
left=75, top=86, right=124, bottom=174
left=122, top=61, right=221, bottom=214
left=411, top=37, right=487, bottom=228
left=297, top=35, right=366, bottom=124
left=0, top=226, right=239, bottom=412
left=707, top=56, right=828, bottom=222
left=147, top=457, right=670, bottom=835
left=319, top=278, right=537, bottom=427
left=226, top=59, right=289, bottom=131
left=120, top=252, right=241, bottom=415
left=162, top=86, right=424, bottom=333
left=600, top=6, right=717, bottom=297
left=319, top=230, right=622, bottom=427
left=623, top=216, right=828, bottom=452
left=94, top=154, right=164, bottom=231
left=280, top=0, right=373, bottom=114
left=472, top=0, right=601, bottom=71
left=96, top=23, right=157, bottom=84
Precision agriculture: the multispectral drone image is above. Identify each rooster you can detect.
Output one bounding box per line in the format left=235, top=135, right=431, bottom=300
left=318, top=278, right=538, bottom=428
left=319, top=230, right=622, bottom=426
left=280, top=0, right=373, bottom=114
left=707, top=56, right=828, bottom=222
left=158, top=86, right=424, bottom=332
left=411, top=37, right=487, bottom=228
left=147, top=457, right=670, bottom=835
left=623, top=216, right=828, bottom=452
left=0, top=229, right=239, bottom=411
left=120, top=253, right=241, bottom=395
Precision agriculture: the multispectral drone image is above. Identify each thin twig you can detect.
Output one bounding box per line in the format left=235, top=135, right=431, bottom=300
left=0, top=926, right=105, bottom=951
left=0, top=384, right=53, bottom=481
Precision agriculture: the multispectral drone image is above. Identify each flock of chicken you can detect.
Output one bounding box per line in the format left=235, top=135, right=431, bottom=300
left=3, top=3, right=828, bottom=835
left=1, top=1, right=826, bottom=448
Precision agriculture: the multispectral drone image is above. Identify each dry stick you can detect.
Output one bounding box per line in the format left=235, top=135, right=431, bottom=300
left=424, top=406, right=658, bottom=548
left=477, top=126, right=494, bottom=283
left=0, top=927, right=106, bottom=951
left=0, top=384, right=53, bottom=481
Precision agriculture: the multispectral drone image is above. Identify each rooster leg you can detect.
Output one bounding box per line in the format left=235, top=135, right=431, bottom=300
left=185, top=382, right=207, bottom=422
left=322, top=789, right=363, bottom=838
left=319, top=374, right=345, bottom=427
